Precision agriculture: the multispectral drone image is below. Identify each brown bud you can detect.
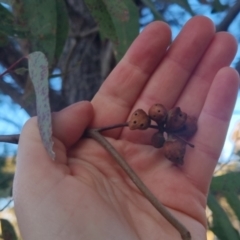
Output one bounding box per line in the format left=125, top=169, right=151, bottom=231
left=163, top=139, right=186, bottom=165
left=148, top=104, right=167, bottom=124
left=151, top=131, right=165, bottom=148
left=177, top=116, right=197, bottom=137
left=128, top=109, right=150, bottom=130
left=166, top=107, right=187, bottom=132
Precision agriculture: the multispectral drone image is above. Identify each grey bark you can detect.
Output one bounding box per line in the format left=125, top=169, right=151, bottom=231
left=58, top=0, right=104, bottom=108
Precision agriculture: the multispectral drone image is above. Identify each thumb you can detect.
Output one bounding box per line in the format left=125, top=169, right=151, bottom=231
left=51, top=101, right=94, bottom=148
left=14, top=100, right=93, bottom=183
left=13, top=101, right=94, bottom=230
left=18, top=100, right=93, bottom=162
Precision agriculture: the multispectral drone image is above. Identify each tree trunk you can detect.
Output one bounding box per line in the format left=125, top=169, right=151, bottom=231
left=58, top=0, right=104, bottom=109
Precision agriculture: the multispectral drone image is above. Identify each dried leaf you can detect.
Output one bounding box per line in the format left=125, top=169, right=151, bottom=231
left=28, top=51, right=55, bottom=160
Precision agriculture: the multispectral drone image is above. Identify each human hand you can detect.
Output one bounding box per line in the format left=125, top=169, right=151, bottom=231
left=13, top=16, right=239, bottom=240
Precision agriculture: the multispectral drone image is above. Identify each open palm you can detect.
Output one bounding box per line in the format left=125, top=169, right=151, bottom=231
left=13, top=16, right=239, bottom=240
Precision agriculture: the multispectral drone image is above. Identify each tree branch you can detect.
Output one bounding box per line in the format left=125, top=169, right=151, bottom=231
left=0, top=42, right=28, bottom=90
left=216, top=0, right=240, bottom=32
left=0, top=134, right=19, bottom=144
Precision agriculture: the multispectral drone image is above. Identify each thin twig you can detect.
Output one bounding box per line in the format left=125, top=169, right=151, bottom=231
left=87, top=129, right=191, bottom=240
left=0, top=199, right=13, bottom=211
left=216, top=0, right=240, bottom=32
left=0, top=134, right=19, bottom=144
left=0, top=56, right=27, bottom=78
left=173, top=134, right=195, bottom=148
left=96, top=122, right=128, bottom=132
left=96, top=122, right=159, bottom=132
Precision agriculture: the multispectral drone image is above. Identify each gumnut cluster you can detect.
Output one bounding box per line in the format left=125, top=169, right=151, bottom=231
left=128, top=104, right=197, bottom=165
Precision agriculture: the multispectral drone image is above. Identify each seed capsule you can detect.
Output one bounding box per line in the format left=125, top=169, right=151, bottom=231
left=163, top=139, right=186, bottom=165
left=148, top=103, right=167, bottom=124
left=128, top=109, right=150, bottom=130
left=166, top=107, right=187, bottom=132
left=177, top=116, right=197, bottom=137
left=151, top=131, right=165, bottom=148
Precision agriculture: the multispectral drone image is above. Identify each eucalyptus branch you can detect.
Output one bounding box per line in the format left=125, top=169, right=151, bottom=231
left=0, top=134, right=19, bottom=144
left=96, top=122, right=159, bottom=132
left=216, top=0, right=240, bottom=32
left=0, top=56, right=26, bottom=78
left=0, top=199, right=13, bottom=211
left=87, top=129, right=191, bottom=240
left=0, top=121, right=193, bottom=239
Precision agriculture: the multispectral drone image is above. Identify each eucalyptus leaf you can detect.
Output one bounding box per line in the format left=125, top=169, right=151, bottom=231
left=211, top=172, right=240, bottom=193
left=1, top=219, right=18, bottom=240
left=85, top=0, right=138, bottom=61
left=103, top=0, right=139, bottom=61
left=17, top=0, right=57, bottom=65
left=208, top=193, right=240, bottom=240
left=0, top=3, right=28, bottom=38
left=225, top=192, right=240, bottom=222
left=28, top=51, right=55, bottom=160
left=84, top=0, right=118, bottom=43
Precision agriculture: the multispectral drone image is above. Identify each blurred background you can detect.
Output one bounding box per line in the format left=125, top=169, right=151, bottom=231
left=0, top=0, right=240, bottom=239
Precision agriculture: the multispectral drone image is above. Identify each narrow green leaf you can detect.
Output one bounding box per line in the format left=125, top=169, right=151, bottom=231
left=0, top=4, right=28, bottom=37
left=84, top=0, right=118, bottom=42
left=55, top=0, right=69, bottom=60
left=211, top=172, right=240, bottom=193
left=17, top=0, right=57, bottom=65
left=103, top=0, right=139, bottom=61
left=1, top=219, right=17, bottom=240
left=28, top=51, right=55, bottom=160
left=141, top=0, right=164, bottom=21
left=225, top=192, right=240, bottom=222
left=208, top=193, right=240, bottom=240
left=85, top=0, right=138, bottom=61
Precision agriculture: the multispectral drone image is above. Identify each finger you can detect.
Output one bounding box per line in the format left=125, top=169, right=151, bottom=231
left=91, top=21, right=171, bottom=137
left=130, top=16, right=215, bottom=111
left=121, top=16, right=215, bottom=143
left=176, top=32, right=237, bottom=116
left=183, top=67, right=239, bottom=194
left=16, top=101, right=93, bottom=170
left=52, top=101, right=93, bottom=148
